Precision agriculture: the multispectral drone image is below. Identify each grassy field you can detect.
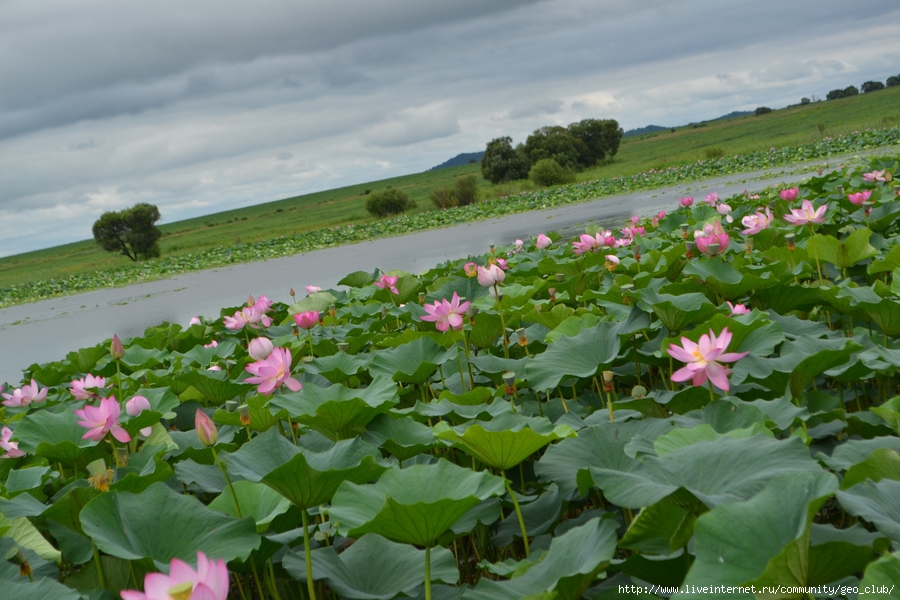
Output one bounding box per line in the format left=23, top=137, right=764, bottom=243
left=1, top=86, right=899, bottom=290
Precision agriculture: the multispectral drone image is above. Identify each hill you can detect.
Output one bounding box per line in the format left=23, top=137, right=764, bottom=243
left=430, top=151, right=484, bottom=170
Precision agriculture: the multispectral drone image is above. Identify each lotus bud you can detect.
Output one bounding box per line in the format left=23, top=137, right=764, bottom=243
left=195, top=409, right=218, bottom=447
left=555, top=273, right=565, bottom=282
left=328, top=304, right=337, bottom=318
left=289, top=288, right=296, bottom=301
left=418, top=292, right=426, bottom=304
left=785, top=233, right=796, bottom=251
left=680, top=223, right=690, bottom=239
left=248, top=337, right=274, bottom=361
left=238, top=404, right=251, bottom=426
left=632, top=385, right=647, bottom=399
left=465, top=306, right=478, bottom=319
left=516, top=328, right=528, bottom=347
left=337, top=342, right=350, bottom=352
left=225, top=400, right=238, bottom=413
left=110, top=335, right=125, bottom=361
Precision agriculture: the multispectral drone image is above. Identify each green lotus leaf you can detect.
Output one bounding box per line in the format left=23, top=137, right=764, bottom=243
left=438, top=387, right=494, bottom=406
left=652, top=423, right=773, bottom=456
left=303, top=351, right=370, bottom=383
left=329, top=459, right=506, bottom=546
left=522, top=304, right=576, bottom=330
left=680, top=472, right=838, bottom=598
left=638, top=290, right=717, bottom=332
left=5, top=465, right=51, bottom=494
left=80, top=481, right=260, bottom=568
left=776, top=335, right=863, bottom=398
left=861, top=297, right=900, bottom=337
left=807, top=523, right=886, bottom=586
left=841, top=448, right=900, bottom=489
left=284, top=534, right=459, bottom=600
left=270, top=377, right=398, bottom=440
left=463, top=517, right=617, bottom=600
left=178, top=338, right=237, bottom=368
left=208, top=480, right=292, bottom=533
left=468, top=312, right=504, bottom=349
left=213, top=393, right=290, bottom=433
left=66, top=346, right=108, bottom=374
left=224, top=428, right=386, bottom=508
left=682, top=259, right=774, bottom=300
left=338, top=270, right=378, bottom=288
left=620, top=499, right=695, bottom=555
left=860, top=551, right=900, bottom=599
left=872, top=397, right=900, bottom=435
left=807, top=228, right=878, bottom=269
left=586, top=435, right=824, bottom=510
left=816, top=435, right=900, bottom=471
left=493, top=483, right=562, bottom=547
left=368, top=337, right=457, bottom=384
left=524, top=321, right=620, bottom=391
left=836, top=479, right=900, bottom=544
left=362, top=414, right=436, bottom=462
left=433, top=413, right=575, bottom=471
left=43, top=485, right=101, bottom=535
left=12, top=408, right=105, bottom=468
left=7, top=579, right=82, bottom=600
left=752, top=284, right=824, bottom=314
left=120, top=345, right=169, bottom=369
left=4, top=516, right=61, bottom=562
left=869, top=244, right=900, bottom=275
left=175, top=369, right=253, bottom=405
left=399, top=396, right=512, bottom=424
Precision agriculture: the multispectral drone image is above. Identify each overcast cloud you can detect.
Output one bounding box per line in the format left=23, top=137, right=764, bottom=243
left=1, top=0, right=898, bottom=257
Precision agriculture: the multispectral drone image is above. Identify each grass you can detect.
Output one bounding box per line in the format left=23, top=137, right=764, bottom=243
left=1, top=86, right=899, bottom=290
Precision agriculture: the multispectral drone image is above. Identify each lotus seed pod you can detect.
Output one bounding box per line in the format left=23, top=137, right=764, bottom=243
left=555, top=273, right=565, bottom=282
left=238, top=404, right=251, bottom=426
left=418, top=292, right=426, bottom=304
left=501, top=371, right=516, bottom=386
left=706, top=242, right=720, bottom=256
left=602, top=370, right=614, bottom=382
left=224, top=400, right=238, bottom=413
left=632, top=385, right=647, bottom=399
left=337, top=342, right=350, bottom=352
left=466, top=306, right=479, bottom=318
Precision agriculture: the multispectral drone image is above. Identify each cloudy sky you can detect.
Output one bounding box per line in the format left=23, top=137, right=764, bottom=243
left=1, top=0, right=899, bottom=257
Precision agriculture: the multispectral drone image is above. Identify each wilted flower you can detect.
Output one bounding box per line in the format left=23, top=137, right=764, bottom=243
left=477, top=264, right=506, bottom=286
left=75, top=396, right=131, bottom=443
left=680, top=197, right=694, bottom=208
left=779, top=187, right=799, bottom=201
left=605, top=255, right=620, bottom=272
left=244, top=347, right=302, bottom=395
left=726, top=301, right=750, bottom=316
left=848, top=190, right=872, bottom=206
left=741, top=207, right=774, bottom=235
left=535, top=233, right=552, bottom=249
left=0, top=426, right=25, bottom=458
left=2, top=379, right=47, bottom=407
left=194, top=409, right=218, bottom=447
left=784, top=199, right=827, bottom=225
left=293, top=311, right=319, bottom=330
left=126, top=396, right=153, bottom=437
left=70, top=374, right=106, bottom=401
left=668, top=327, right=749, bottom=392
left=248, top=337, right=275, bottom=360
left=420, top=292, right=471, bottom=332
left=121, top=551, right=230, bottom=600
left=375, top=274, right=399, bottom=295
left=464, top=262, right=478, bottom=277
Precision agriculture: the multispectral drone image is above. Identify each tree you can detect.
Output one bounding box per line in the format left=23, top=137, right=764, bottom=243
left=481, top=137, right=530, bottom=184
left=843, top=85, right=859, bottom=97
left=524, top=126, right=582, bottom=171
left=861, top=80, right=885, bottom=93
left=92, top=203, right=162, bottom=261
left=887, top=76, right=900, bottom=88
left=529, top=158, right=575, bottom=187
left=364, top=187, right=412, bottom=218
left=754, top=106, right=773, bottom=116
left=567, top=119, right=624, bottom=166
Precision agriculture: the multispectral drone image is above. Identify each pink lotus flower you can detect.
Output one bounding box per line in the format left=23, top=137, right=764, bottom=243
left=605, top=255, right=620, bottom=271
left=716, top=204, right=734, bottom=223
left=126, top=395, right=153, bottom=437
left=597, top=231, right=616, bottom=247
left=477, top=264, right=506, bottom=286
left=615, top=237, right=633, bottom=248
left=75, top=396, right=131, bottom=443
left=535, top=233, right=552, bottom=249
left=741, top=207, right=774, bottom=235
left=779, top=188, right=799, bottom=201
left=572, top=233, right=598, bottom=255
left=121, top=551, right=229, bottom=600
left=293, top=311, right=319, bottom=330
left=305, top=285, right=322, bottom=294
left=223, top=305, right=272, bottom=331
left=694, top=221, right=730, bottom=256
left=863, top=170, right=890, bottom=182
left=783, top=199, right=827, bottom=226
left=110, top=335, right=125, bottom=360
left=207, top=365, right=222, bottom=371
left=495, top=258, right=509, bottom=270
left=195, top=409, right=218, bottom=447
left=620, top=225, right=645, bottom=238
left=656, top=210, right=667, bottom=220
left=244, top=347, right=302, bottom=395
left=848, top=190, right=872, bottom=206
left=189, top=316, right=202, bottom=326
left=680, top=197, right=694, bottom=208
left=250, top=295, right=273, bottom=313
left=464, top=262, right=478, bottom=277
left=704, top=192, right=719, bottom=207
left=203, top=340, right=218, bottom=349
left=375, top=274, right=399, bottom=295
left=630, top=215, right=640, bottom=226
left=726, top=301, right=750, bottom=316
left=513, top=239, right=524, bottom=253
left=2, top=379, right=47, bottom=407
left=420, top=292, right=471, bottom=332
left=248, top=337, right=274, bottom=360
left=668, top=327, right=748, bottom=392
left=70, top=375, right=106, bottom=401
left=0, top=426, right=25, bottom=458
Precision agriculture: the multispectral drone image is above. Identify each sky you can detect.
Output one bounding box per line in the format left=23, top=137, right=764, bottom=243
left=1, top=0, right=899, bottom=258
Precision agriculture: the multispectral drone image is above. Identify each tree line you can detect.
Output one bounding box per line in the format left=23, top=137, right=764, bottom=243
left=826, top=73, right=900, bottom=100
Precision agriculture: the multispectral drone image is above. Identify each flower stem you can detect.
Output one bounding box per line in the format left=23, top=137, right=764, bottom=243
left=308, top=330, right=315, bottom=358
left=502, top=474, right=530, bottom=557
left=708, top=380, right=716, bottom=403
left=302, top=509, right=318, bottom=600
left=455, top=348, right=468, bottom=393
left=211, top=446, right=242, bottom=519
left=92, top=541, right=107, bottom=590
left=462, top=329, right=475, bottom=390
left=494, top=285, right=510, bottom=359
left=424, top=546, right=432, bottom=600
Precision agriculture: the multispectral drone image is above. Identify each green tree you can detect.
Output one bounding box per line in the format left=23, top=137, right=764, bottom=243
left=481, top=136, right=530, bottom=184
left=567, top=118, right=623, bottom=166
left=861, top=80, right=885, bottom=93
left=887, top=75, right=900, bottom=87
left=528, top=158, right=575, bottom=187
left=364, top=187, right=412, bottom=218
left=92, top=203, right=162, bottom=261
left=524, top=126, right=582, bottom=170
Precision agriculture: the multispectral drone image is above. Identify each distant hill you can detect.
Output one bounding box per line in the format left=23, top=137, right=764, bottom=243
left=623, top=125, right=669, bottom=137
left=712, top=111, right=753, bottom=121
left=430, top=151, right=484, bottom=171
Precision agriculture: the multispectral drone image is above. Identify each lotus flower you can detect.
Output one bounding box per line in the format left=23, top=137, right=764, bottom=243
left=668, top=327, right=748, bottom=392
left=195, top=409, right=218, bottom=447
left=621, top=225, right=645, bottom=238
left=464, top=262, right=478, bottom=277
left=293, top=311, right=319, bottom=330
left=605, top=255, right=620, bottom=271
left=513, top=239, right=524, bottom=253
left=420, top=292, right=471, bottom=332
left=863, top=170, right=891, bottom=182
left=375, top=274, right=399, bottom=295
left=0, top=426, right=25, bottom=458
left=741, top=207, right=774, bottom=235
left=203, top=340, right=218, bottom=349
left=223, top=305, right=272, bottom=331
left=189, top=316, right=202, bottom=326
left=716, top=204, right=734, bottom=223
left=70, top=375, right=106, bottom=400
left=2, top=379, right=47, bottom=407
left=535, top=233, right=551, bottom=249
left=495, top=258, right=509, bottom=270
left=597, top=230, right=616, bottom=247
left=726, top=301, right=750, bottom=316
left=305, top=285, right=322, bottom=294
left=848, top=190, right=872, bottom=206
left=704, top=192, right=719, bottom=207
left=476, top=264, right=505, bottom=286
left=244, top=347, right=302, bottom=395
left=248, top=337, right=274, bottom=360
left=779, top=188, right=799, bottom=201
left=75, top=396, right=131, bottom=443
left=121, top=551, right=229, bottom=600
left=656, top=210, right=667, bottom=220
left=572, top=233, right=598, bottom=255
left=783, top=199, right=827, bottom=225
left=126, top=395, right=153, bottom=437
left=614, top=237, right=633, bottom=248
left=694, top=221, right=730, bottom=256
left=630, top=215, right=641, bottom=225
left=250, top=295, right=273, bottom=313
left=680, top=197, right=694, bottom=208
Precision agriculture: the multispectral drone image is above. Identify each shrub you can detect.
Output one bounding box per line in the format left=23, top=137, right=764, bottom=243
left=754, top=107, right=773, bottom=116
left=364, top=187, right=412, bottom=218
left=454, top=175, right=479, bottom=206
left=528, top=158, right=575, bottom=187
left=481, top=137, right=531, bottom=184
left=430, top=187, right=456, bottom=209
left=92, top=203, right=162, bottom=261
left=800, top=97, right=811, bottom=105
left=704, top=147, right=725, bottom=159
left=861, top=80, right=885, bottom=93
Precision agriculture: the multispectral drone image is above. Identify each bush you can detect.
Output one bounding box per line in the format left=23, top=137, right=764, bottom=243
left=430, top=187, right=456, bottom=209
left=364, top=187, right=412, bottom=218
left=481, top=137, right=531, bottom=184
left=454, top=175, right=479, bottom=206
left=800, top=97, right=811, bottom=105
left=754, top=106, right=773, bottom=116
left=861, top=80, right=885, bottom=93
left=887, top=76, right=900, bottom=88
left=528, top=158, right=575, bottom=187
left=92, top=203, right=162, bottom=261
left=704, top=147, right=724, bottom=159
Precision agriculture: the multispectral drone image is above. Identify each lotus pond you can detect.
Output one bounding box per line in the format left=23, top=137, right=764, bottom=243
left=1, top=157, right=900, bottom=599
